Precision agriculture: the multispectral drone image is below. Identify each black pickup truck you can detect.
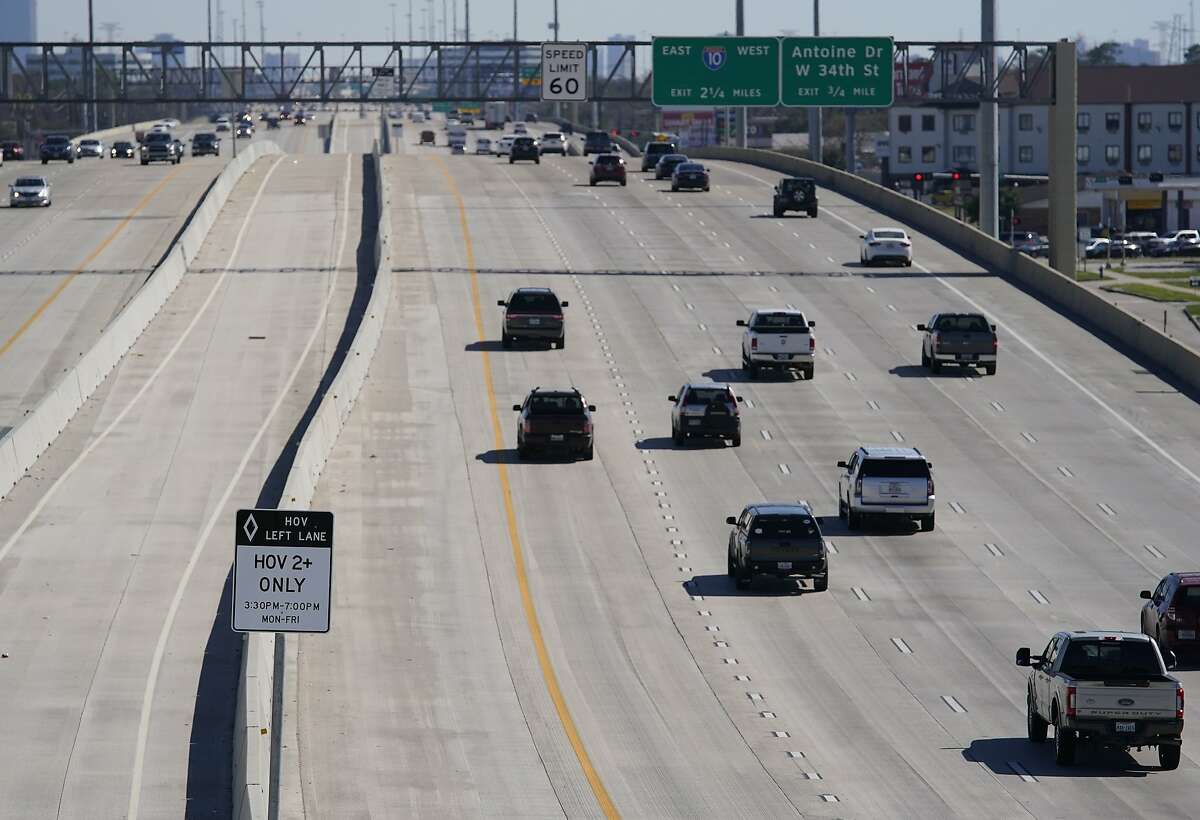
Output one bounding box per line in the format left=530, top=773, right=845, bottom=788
left=727, top=503, right=829, bottom=591
left=514, top=388, right=595, bottom=461
left=917, top=312, right=997, bottom=375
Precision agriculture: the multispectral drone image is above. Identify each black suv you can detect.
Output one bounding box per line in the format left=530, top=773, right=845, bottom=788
left=726, top=502, right=829, bottom=591
left=773, top=177, right=818, bottom=218
left=583, top=130, right=614, bottom=156
left=498, top=287, right=567, bottom=348
left=514, top=388, right=595, bottom=461
left=669, top=382, right=742, bottom=446
left=40, top=135, right=75, bottom=164
left=509, top=136, right=540, bottom=164
left=192, top=133, right=220, bottom=156
left=654, top=154, right=688, bottom=180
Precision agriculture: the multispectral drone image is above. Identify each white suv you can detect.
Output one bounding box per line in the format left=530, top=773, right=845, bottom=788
left=837, top=447, right=935, bottom=532
left=540, top=132, right=566, bottom=154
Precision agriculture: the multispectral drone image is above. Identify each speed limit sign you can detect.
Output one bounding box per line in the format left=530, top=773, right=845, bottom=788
left=541, top=42, right=587, bottom=101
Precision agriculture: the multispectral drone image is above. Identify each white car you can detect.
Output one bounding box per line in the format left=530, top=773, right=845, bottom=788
left=411, top=111, right=426, bottom=123
left=495, top=135, right=517, bottom=156
left=540, top=132, right=566, bottom=155
left=475, top=138, right=493, bottom=155
left=513, top=122, right=528, bottom=135
left=837, top=446, right=935, bottom=531
left=10, top=175, right=51, bottom=207
left=215, top=117, right=231, bottom=132
left=860, top=227, right=913, bottom=267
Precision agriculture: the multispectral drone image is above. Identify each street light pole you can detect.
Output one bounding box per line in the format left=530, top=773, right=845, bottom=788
left=810, top=0, right=822, bottom=164
left=86, top=0, right=96, bottom=131
left=464, top=0, right=469, bottom=42
left=736, top=0, right=746, bottom=148
left=390, top=2, right=397, bottom=41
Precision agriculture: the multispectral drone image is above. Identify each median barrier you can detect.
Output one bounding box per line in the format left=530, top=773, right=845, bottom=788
left=233, top=148, right=394, bottom=819
left=689, top=146, right=1200, bottom=395
left=0, top=140, right=283, bottom=500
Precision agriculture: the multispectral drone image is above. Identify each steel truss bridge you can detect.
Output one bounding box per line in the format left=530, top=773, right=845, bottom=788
left=0, top=40, right=1056, bottom=106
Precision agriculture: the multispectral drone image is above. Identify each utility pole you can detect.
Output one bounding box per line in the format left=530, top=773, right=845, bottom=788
left=979, top=0, right=1000, bottom=237
left=86, top=0, right=96, bottom=131
left=810, top=0, right=822, bottom=163
left=207, top=0, right=213, bottom=41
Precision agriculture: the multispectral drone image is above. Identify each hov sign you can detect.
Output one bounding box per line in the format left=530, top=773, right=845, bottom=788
left=541, top=42, right=587, bottom=101
left=233, top=508, right=333, bottom=633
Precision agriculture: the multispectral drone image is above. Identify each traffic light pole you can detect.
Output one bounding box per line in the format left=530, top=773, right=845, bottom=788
left=979, top=0, right=999, bottom=238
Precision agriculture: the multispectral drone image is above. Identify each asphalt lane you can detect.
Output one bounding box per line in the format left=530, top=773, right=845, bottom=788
left=0, top=117, right=324, bottom=435
left=0, top=117, right=374, bottom=819
left=298, top=121, right=1200, bottom=819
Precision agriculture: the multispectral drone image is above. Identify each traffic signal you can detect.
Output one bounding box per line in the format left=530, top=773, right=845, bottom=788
left=1012, top=216, right=1022, bottom=226
left=950, top=170, right=962, bottom=182
left=912, top=172, right=926, bottom=194
left=1149, top=172, right=1164, bottom=183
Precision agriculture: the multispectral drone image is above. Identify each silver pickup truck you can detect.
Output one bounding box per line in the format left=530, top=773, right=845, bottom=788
left=1017, top=631, right=1184, bottom=769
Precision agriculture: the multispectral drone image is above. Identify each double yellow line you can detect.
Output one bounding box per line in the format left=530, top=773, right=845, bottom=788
left=0, top=164, right=186, bottom=360
left=436, top=157, right=620, bottom=819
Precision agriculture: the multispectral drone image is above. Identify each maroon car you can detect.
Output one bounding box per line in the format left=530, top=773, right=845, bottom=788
left=1142, top=572, right=1200, bottom=656
left=1, top=141, right=25, bottom=161
left=589, top=153, right=627, bottom=186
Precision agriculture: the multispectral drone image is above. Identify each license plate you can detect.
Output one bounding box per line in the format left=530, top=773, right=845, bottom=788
left=956, top=353, right=977, bottom=361
left=886, top=482, right=903, bottom=494
left=1179, top=629, right=1196, bottom=640
left=777, top=562, right=792, bottom=570
left=1115, top=721, right=1136, bottom=733
left=528, top=318, right=541, bottom=325
left=774, top=354, right=791, bottom=361
left=688, top=419, right=701, bottom=426
left=550, top=434, right=564, bottom=442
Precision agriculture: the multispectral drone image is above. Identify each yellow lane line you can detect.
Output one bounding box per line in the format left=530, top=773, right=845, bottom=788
left=436, top=156, right=621, bottom=819
left=0, top=164, right=187, bottom=360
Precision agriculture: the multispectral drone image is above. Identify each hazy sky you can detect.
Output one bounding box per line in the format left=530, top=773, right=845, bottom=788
left=38, top=0, right=1182, bottom=47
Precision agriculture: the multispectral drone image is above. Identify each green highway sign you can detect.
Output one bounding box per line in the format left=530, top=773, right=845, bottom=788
left=652, top=37, right=779, bottom=107
left=780, top=37, right=894, bottom=107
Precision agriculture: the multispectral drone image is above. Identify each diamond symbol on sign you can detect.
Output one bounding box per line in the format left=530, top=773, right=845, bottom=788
left=243, top=514, right=258, bottom=543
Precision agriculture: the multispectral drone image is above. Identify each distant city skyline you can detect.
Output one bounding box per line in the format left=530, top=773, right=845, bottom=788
left=27, top=0, right=1196, bottom=60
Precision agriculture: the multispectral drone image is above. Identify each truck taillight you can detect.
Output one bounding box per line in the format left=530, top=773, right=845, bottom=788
left=932, top=331, right=941, bottom=353
left=1168, top=607, right=1178, bottom=622
left=551, top=314, right=563, bottom=321
left=522, top=420, right=531, bottom=434
left=927, top=477, right=935, bottom=497
left=1178, top=687, right=1185, bottom=719
left=582, top=420, right=592, bottom=434
left=750, top=337, right=758, bottom=351
left=809, top=335, right=815, bottom=353
left=992, top=335, right=998, bottom=353
left=854, top=477, right=862, bottom=496
left=1066, top=686, right=1077, bottom=718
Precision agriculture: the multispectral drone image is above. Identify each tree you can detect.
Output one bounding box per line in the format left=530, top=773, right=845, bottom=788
left=1186, top=44, right=1200, bottom=64
left=964, top=187, right=1021, bottom=227
left=1083, top=41, right=1122, bottom=66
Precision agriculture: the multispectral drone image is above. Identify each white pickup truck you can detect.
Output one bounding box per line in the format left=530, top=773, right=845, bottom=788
left=1017, top=631, right=1184, bottom=769
left=738, top=309, right=815, bottom=380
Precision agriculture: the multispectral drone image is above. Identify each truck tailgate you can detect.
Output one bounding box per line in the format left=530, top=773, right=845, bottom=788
left=752, top=331, right=809, bottom=354
left=935, top=331, right=993, bottom=355
left=1075, top=680, right=1179, bottom=720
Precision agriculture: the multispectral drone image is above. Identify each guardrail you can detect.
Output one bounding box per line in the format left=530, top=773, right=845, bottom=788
left=232, top=147, right=394, bottom=820
left=688, top=146, right=1200, bottom=396
left=0, top=140, right=283, bottom=501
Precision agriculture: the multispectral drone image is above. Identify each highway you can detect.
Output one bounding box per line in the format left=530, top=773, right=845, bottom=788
left=0, top=117, right=323, bottom=438
left=293, top=120, right=1200, bottom=818
left=0, top=114, right=381, bottom=819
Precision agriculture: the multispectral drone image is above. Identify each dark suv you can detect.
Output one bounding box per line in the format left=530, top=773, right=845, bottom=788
left=498, top=287, right=568, bottom=349
left=192, top=133, right=220, bottom=156
left=509, top=136, right=540, bottom=164
left=669, top=382, right=742, bottom=446
left=589, top=154, right=626, bottom=186
left=583, top=130, right=615, bottom=156
left=1142, top=573, right=1200, bottom=657
left=641, top=140, right=677, bottom=172
left=773, top=176, right=818, bottom=218
left=514, top=388, right=595, bottom=460
left=654, top=153, right=688, bottom=180
left=40, top=135, right=75, bottom=164
left=726, top=502, right=829, bottom=591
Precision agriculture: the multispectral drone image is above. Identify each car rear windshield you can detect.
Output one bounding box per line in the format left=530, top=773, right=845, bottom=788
left=81, top=140, right=99, bottom=145
left=543, top=133, right=562, bottom=140
left=195, top=134, right=217, bottom=142
left=145, top=133, right=171, bottom=143
left=14, top=178, right=44, bottom=187
left=1059, top=640, right=1162, bottom=679
left=1173, top=585, right=1200, bottom=609
left=751, top=313, right=809, bottom=333
left=507, top=292, right=560, bottom=312
left=781, top=179, right=813, bottom=193
left=677, top=163, right=704, bottom=173
left=45, top=136, right=68, bottom=144
left=646, top=143, right=676, bottom=154
left=750, top=515, right=822, bottom=541
left=860, top=459, right=929, bottom=478
left=933, top=314, right=989, bottom=332
left=661, top=155, right=686, bottom=163
left=683, top=387, right=732, bottom=404
left=528, top=395, right=584, bottom=415
left=874, top=229, right=907, bottom=239
left=514, top=138, right=534, bottom=146
left=595, top=156, right=622, bottom=166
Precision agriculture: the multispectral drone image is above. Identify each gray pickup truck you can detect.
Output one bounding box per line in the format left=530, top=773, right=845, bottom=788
left=917, top=312, right=997, bottom=375
left=726, top=502, right=829, bottom=591
left=1017, top=631, right=1184, bottom=769
left=140, top=131, right=180, bottom=165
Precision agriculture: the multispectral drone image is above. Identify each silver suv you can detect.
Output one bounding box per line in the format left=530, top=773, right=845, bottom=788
left=837, top=446, right=935, bottom=531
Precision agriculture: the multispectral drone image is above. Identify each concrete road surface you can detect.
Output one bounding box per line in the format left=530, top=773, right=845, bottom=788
left=296, top=124, right=1200, bottom=818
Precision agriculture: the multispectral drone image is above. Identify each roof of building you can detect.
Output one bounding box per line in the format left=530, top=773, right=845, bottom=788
left=1027, top=63, right=1200, bottom=105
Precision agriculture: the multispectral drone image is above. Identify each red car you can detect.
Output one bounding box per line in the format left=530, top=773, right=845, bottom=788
left=1, top=141, right=25, bottom=161
left=1141, top=572, right=1200, bottom=657
left=589, top=153, right=626, bottom=186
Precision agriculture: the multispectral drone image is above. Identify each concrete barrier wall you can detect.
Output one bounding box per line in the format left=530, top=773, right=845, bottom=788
left=233, top=149, right=395, bottom=820
left=689, top=146, right=1200, bottom=395
left=0, top=140, right=283, bottom=501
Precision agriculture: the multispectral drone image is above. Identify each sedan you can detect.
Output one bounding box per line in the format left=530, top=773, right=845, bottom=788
left=589, top=154, right=627, bottom=186
left=475, top=138, right=493, bottom=155
left=1, top=141, right=25, bottom=161
left=671, top=162, right=710, bottom=192
left=77, top=139, right=105, bottom=158
left=9, top=175, right=51, bottom=207
left=494, top=134, right=516, bottom=156
left=111, top=141, right=136, bottom=158
left=654, top=153, right=688, bottom=180
left=860, top=227, right=913, bottom=267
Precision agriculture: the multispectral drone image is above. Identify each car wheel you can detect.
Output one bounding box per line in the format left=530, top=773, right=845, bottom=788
left=703, top=186, right=710, bottom=192
left=748, top=363, right=760, bottom=380
left=808, top=208, right=818, bottom=218
left=556, top=336, right=565, bottom=350
left=847, top=503, right=861, bottom=531
left=671, top=184, right=678, bottom=191
left=921, top=349, right=929, bottom=369
left=921, top=514, right=935, bottom=532
left=985, top=363, right=997, bottom=376
left=730, top=432, right=741, bottom=447
left=672, top=425, right=684, bottom=446
left=905, top=260, right=913, bottom=267
left=803, top=365, right=814, bottom=381
left=727, top=548, right=737, bottom=578
left=582, top=445, right=594, bottom=461
left=509, top=157, right=514, bottom=164
left=929, top=358, right=941, bottom=374
left=1054, top=713, right=1076, bottom=765
left=735, top=559, right=752, bottom=590
left=838, top=497, right=847, bottom=520
left=620, top=180, right=626, bottom=186
left=42, top=159, right=48, bottom=165
left=1160, top=743, right=1181, bottom=770
left=501, top=333, right=512, bottom=350
left=589, top=180, right=596, bottom=186
left=1027, top=694, right=1049, bottom=743
left=812, top=574, right=828, bottom=593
